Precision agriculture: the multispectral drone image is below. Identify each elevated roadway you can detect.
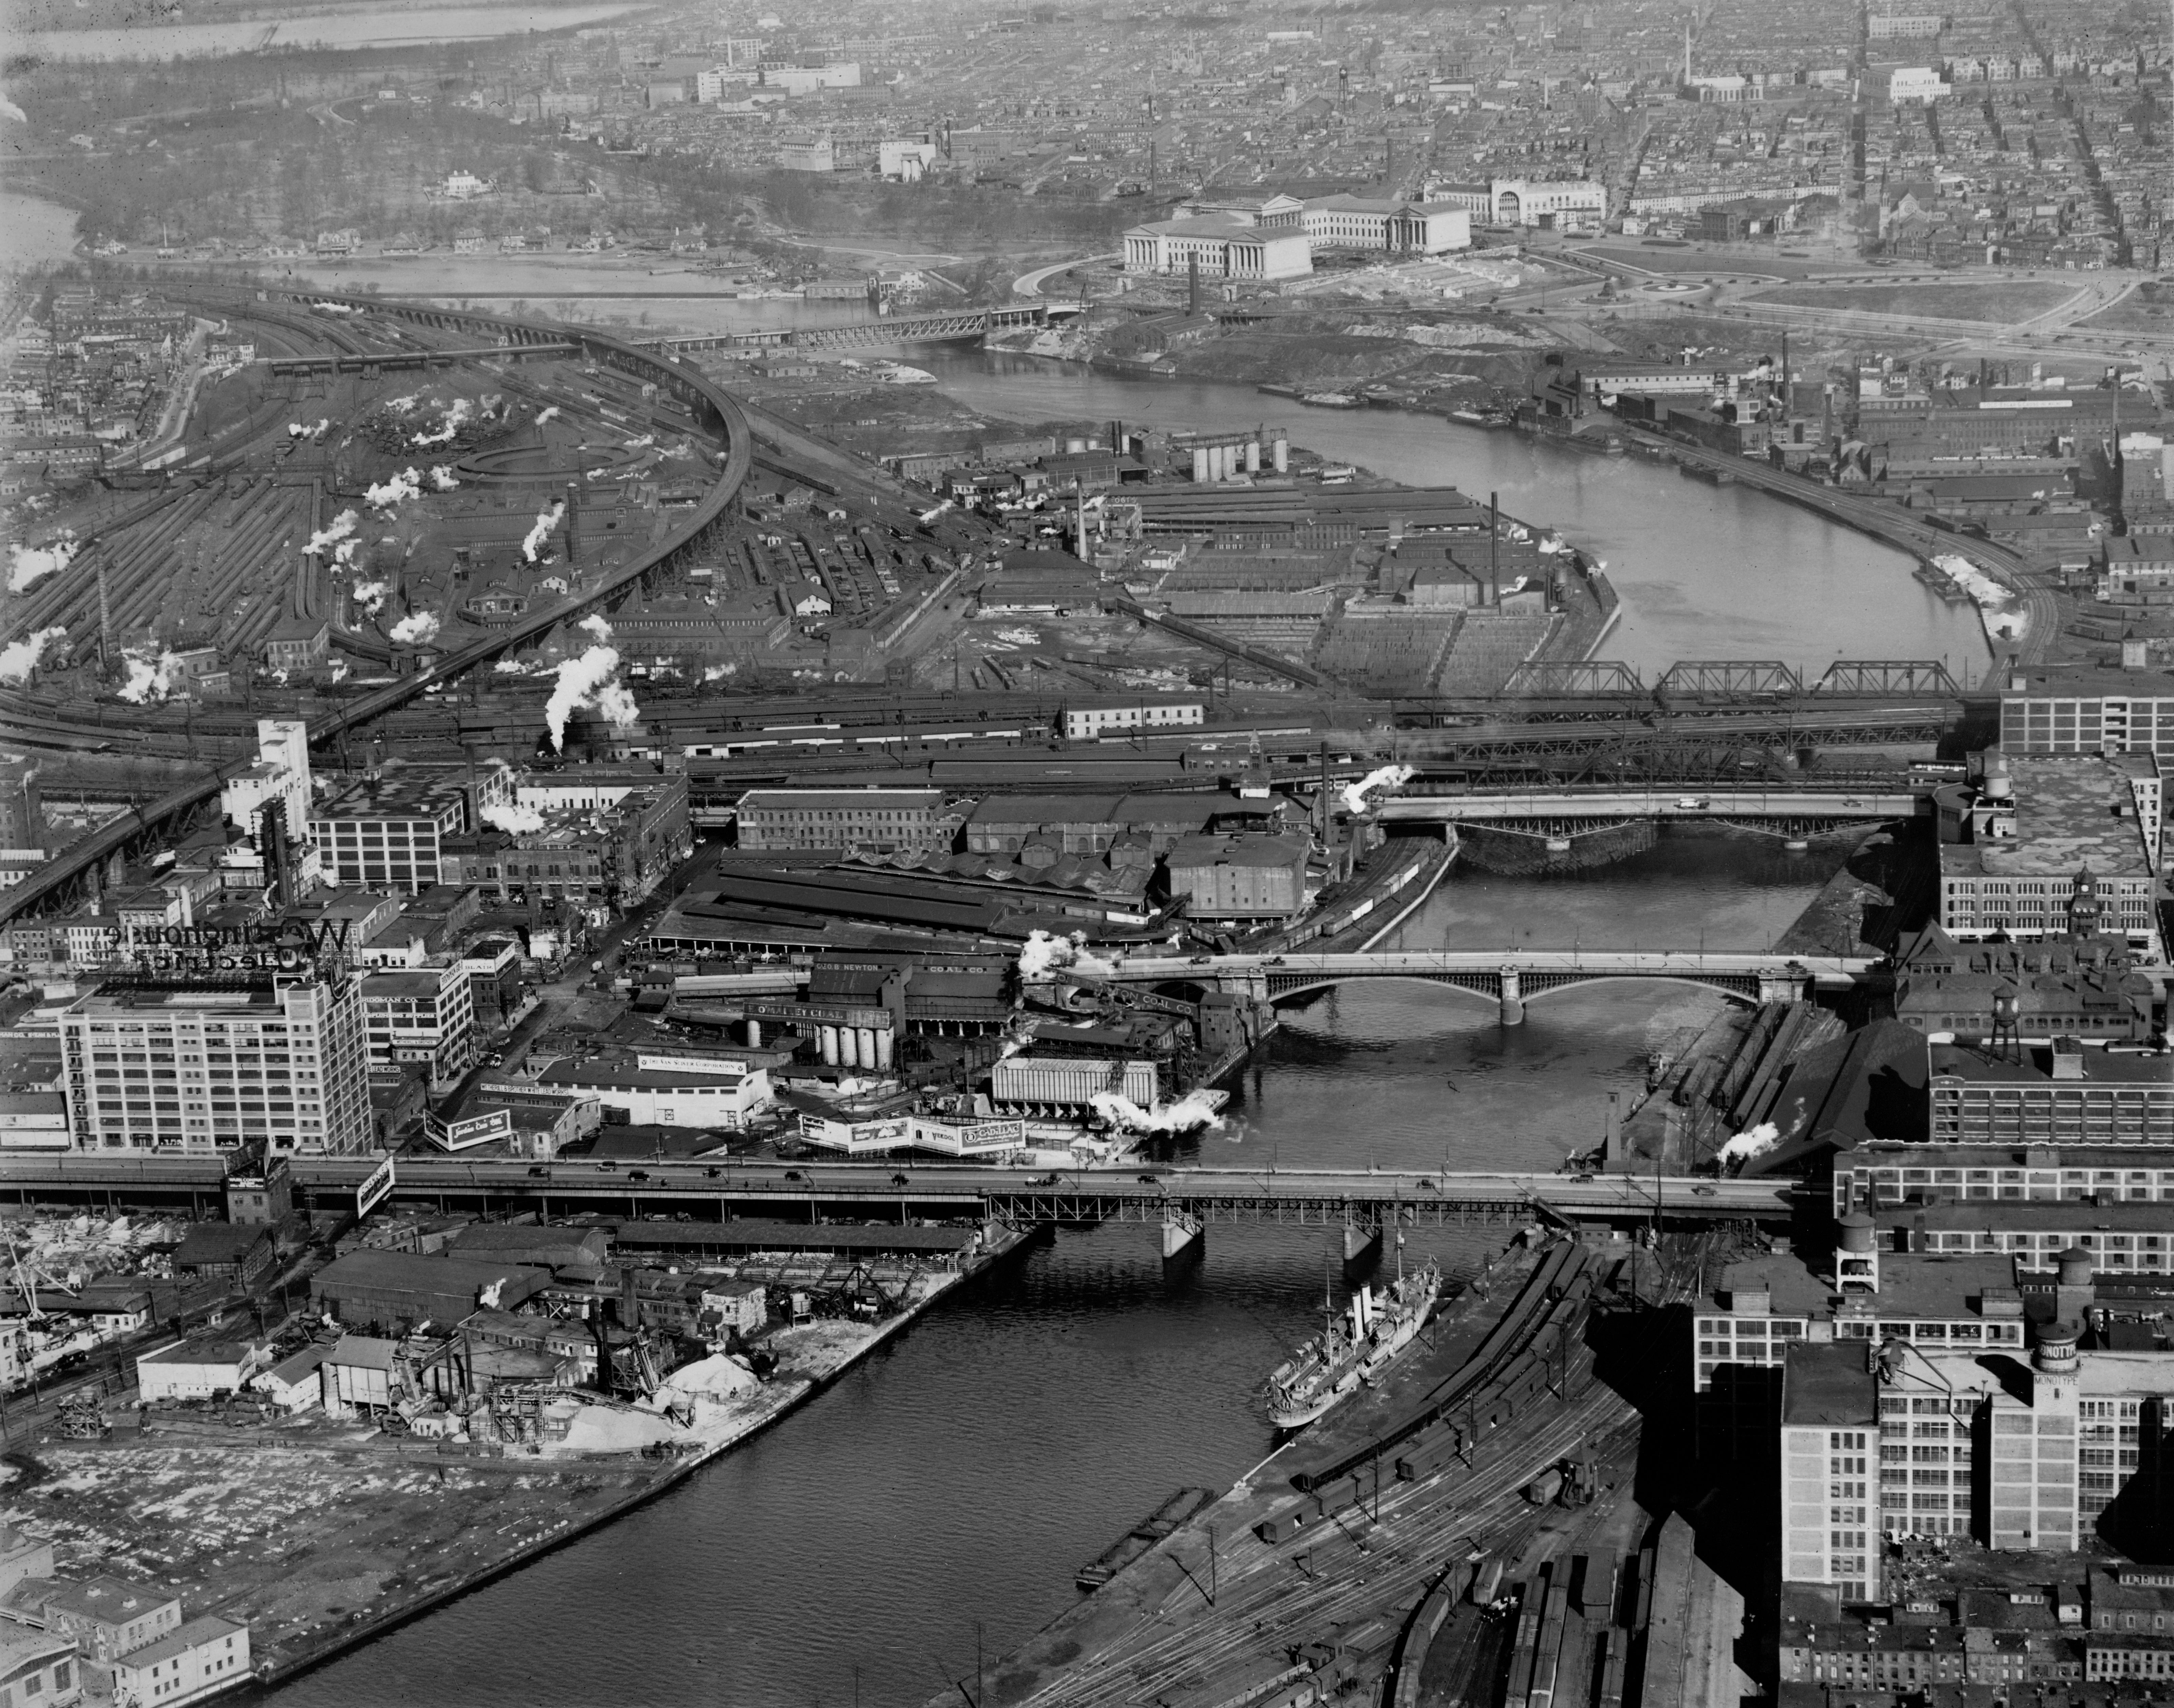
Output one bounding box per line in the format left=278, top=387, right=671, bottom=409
left=0, top=1154, right=1793, bottom=1225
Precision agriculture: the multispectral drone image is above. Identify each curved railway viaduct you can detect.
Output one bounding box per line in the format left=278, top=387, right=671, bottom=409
left=0, top=286, right=755, bottom=927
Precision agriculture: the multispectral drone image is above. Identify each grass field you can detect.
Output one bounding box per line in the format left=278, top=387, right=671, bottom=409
left=1745, top=280, right=2080, bottom=321
left=2073, top=281, right=2174, bottom=333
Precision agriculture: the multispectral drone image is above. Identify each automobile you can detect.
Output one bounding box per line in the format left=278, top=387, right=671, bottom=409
left=628, top=1169, right=652, bottom=1183
left=1841, top=797, right=1865, bottom=808
left=704, top=1165, right=722, bottom=1179
left=1137, top=1172, right=1162, bottom=1185
left=1692, top=1185, right=1718, bottom=1197
left=1028, top=1172, right=1062, bottom=1186
left=1415, top=1177, right=1439, bottom=1192
left=1188, top=954, right=1214, bottom=966
left=1674, top=796, right=1710, bottom=810
left=486, top=1051, right=505, bottom=1066
left=526, top=1165, right=550, bottom=1179
left=783, top=1169, right=805, bottom=1183
left=595, top=1160, right=619, bottom=1171
left=1571, top=1172, right=1596, bottom=1183
left=890, top=1172, right=911, bottom=1187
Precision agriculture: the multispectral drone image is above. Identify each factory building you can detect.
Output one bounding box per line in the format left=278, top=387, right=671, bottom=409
left=533, top=1049, right=774, bottom=1130
left=2000, top=663, right=2174, bottom=759
left=311, top=765, right=512, bottom=895
left=1933, top=754, right=2160, bottom=952
left=734, top=787, right=947, bottom=853
left=1163, top=830, right=1310, bottom=921
left=1927, top=1040, right=2174, bottom=1147
left=58, top=972, right=373, bottom=1156
left=1890, top=916, right=2155, bottom=1043
left=310, top=1249, right=550, bottom=1332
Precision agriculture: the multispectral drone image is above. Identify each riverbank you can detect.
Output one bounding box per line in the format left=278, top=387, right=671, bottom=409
left=4, top=1224, right=1033, bottom=1699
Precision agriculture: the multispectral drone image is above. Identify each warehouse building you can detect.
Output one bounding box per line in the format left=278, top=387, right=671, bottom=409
left=310, top=1249, right=550, bottom=1332
left=734, top=787, right=946, bottom=853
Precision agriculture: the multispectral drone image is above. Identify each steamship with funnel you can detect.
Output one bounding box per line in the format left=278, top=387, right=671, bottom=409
left=1263, top=1252, right=1443, bottom=1430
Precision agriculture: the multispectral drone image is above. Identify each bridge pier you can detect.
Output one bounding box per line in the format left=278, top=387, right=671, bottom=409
left=1161, top=1210, right=1204, bottom=1276
left=1758, top=970, right=1812, bottom=1004
left=1498, top=966, right=1525, bottom=1026
left=1342, top=1217, right=1382, bottom=1275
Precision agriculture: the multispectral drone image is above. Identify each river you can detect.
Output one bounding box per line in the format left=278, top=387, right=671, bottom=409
left=4, top=1, right=650, bottom=60
left=259, top=353, right=1908, bottom=1708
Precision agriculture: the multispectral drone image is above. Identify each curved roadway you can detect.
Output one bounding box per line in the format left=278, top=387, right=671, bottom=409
left=0, top=289, right=754, bottom=927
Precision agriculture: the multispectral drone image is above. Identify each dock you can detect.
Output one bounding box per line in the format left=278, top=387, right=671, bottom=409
left=1075, top=1487, right=1219, bottom=1593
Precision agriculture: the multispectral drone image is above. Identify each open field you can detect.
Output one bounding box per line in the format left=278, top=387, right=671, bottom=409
left=1743, top=280, right=2079, bottom=321
left=2072, top=279, right=2174, bottom=334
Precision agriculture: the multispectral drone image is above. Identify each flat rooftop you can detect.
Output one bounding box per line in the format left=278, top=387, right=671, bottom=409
left=1781, top=1341, right=1876, bottom=1427
left=2000, top=664, right=2174, bottom=699
left=1941, top=757, right=2152, bottom=879
left=1708, top=1251, right=2019, bottom=1320
left=1929, top=1042, right=2172, bottom=1085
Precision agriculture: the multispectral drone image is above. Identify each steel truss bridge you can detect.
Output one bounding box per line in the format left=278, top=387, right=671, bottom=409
left=0, top=285, right=755, bottom=927
left=655, top=304, right=1049, bottom=354
left=1377, top=785, right=1922, bottom=829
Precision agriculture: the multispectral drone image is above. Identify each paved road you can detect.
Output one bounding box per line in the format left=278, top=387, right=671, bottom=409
left=1013, top=254, right=1120, bottom=298
left=1375, top=787, right=1919, bottom=824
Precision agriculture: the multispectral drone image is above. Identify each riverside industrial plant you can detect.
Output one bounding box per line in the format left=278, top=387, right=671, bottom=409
left=2, top=0, right=2174, bottom=1695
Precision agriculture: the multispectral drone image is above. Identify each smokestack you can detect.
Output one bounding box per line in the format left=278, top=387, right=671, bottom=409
left=1188, top=254, right=1201, bottom=317
left=1489, top=490, right=1499, bottom=605
left=564, top=481, right=579, bottom=566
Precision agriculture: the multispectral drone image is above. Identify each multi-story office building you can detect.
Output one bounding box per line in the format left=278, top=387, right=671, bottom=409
left=357, top=965, right=474, bottom=1082
left=734, top=787, right=946, bottom=853
left=58, top=974, right=372, bottom=1155
left=436, top=778, right=689, bottom=907
left=1835, top=1144, right=2174, bottom=1215
left=2000, top=663, right=2174, bottom=759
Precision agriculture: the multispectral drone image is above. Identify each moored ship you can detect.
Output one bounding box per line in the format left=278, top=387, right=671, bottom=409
left=1263, top=1254, right=1444, bottom=1430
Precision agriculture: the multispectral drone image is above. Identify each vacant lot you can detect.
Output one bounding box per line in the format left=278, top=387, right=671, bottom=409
left=2073, top=280, right=2174, bottom=334
left=1746, top=281, right=2079, bottom=322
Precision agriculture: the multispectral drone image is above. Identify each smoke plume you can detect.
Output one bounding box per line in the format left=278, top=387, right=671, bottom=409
left=1016, top=929, right=1115, bottom=981
left=1089, top=1089, right=1224, bottom=1135
left=365, top=467, right=422, bottom=509
left=1715, top=1122, right=1779, bottom=1168
left=429, top=466, right=460, bottom=491
left=521, top=501, right=567, bottom=562
left=0, top=627, right=68, bottom=683
left=7, top=537, right=76, bottom=592
left=545, top=643, right=639, bottom=750
left=306, top=510, right=358, bottom=556
left=482, top=802, right=548, bottom=834
left=534, top=406, right=561, bottom=425
left=410, top=398, right=474, bottom=448
left=1340, top=763, right=1414, bottom=815
left=352, top=580, right=389, bottom=616
left=118, top=648, right=188, bottom=704
left=389, top=611, right=441, bottom=646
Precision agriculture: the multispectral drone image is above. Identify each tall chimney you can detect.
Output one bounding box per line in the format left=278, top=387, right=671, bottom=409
left=563, top=481, right=580, bottom=566
left=1489, top=490, right=1500, bottom=605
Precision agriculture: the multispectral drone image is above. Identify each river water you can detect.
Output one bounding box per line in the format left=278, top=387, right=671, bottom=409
left=258, top=346, right=1906, bottom=1707
left=5, top=1, right=649, bottom=60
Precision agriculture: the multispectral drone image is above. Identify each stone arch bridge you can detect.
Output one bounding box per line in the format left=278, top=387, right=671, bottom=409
left=1087, top=949, right=1878, bottom=1025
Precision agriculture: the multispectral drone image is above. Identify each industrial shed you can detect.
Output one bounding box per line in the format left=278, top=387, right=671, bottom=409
left=311, top=1250, right=549, bottom=1332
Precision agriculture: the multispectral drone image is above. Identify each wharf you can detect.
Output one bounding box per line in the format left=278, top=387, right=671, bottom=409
left=929, top=1241, right=1649, bottom=1708
left=7, top=1225, right=1036, bottom=1700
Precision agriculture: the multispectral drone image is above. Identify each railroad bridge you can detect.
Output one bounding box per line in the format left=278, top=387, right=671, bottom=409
left=657, top=303, right=1050, bottom=354
left=1087, top=949, right=1877, bottom=1025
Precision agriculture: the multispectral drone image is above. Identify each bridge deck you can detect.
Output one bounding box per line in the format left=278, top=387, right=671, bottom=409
left=1379, top=788, right=1921, bottom=823
left=0, top=1156, right=1791, bottom=1221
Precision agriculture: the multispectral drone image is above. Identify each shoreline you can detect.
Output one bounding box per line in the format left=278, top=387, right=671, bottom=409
left=78, top=1226, right=1038, bottom=1701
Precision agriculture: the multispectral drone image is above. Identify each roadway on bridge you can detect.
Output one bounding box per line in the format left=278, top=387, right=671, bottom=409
left=0, top=1154, right=1791, bottom=1217
left=1091, top=947, right=1876, bottom=986
left=1377, top=787, right=1920, bottom=823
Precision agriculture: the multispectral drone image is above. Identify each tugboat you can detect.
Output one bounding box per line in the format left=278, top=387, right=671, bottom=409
left=1263, top=1248, right=1443, bottom=1430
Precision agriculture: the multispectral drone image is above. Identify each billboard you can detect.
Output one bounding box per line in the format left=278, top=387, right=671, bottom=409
left=357, top=1155, right=397, bottom=1216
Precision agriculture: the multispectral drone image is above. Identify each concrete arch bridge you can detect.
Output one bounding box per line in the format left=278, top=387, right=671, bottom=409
left=1087, top=949, right=1878, bottom=1025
